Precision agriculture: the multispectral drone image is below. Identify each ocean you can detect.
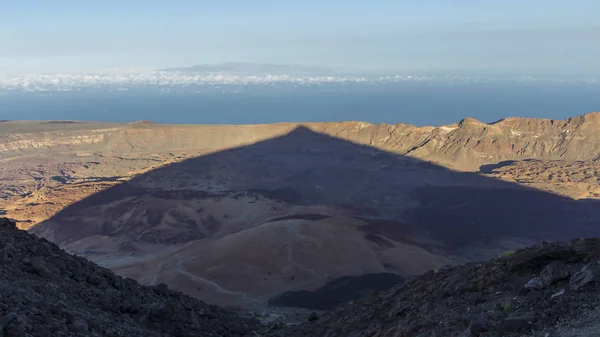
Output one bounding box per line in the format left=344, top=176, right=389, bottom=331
left=1, top=82, right=599, bottom=126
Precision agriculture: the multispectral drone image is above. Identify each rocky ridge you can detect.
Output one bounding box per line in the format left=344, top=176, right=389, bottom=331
left=2, top=112, right=600, bottom=171
left=278, top=238, right=600, bottom=337
left=4, top=113, right=600, bottom=233
left=0, top=217, right=261, bottom=337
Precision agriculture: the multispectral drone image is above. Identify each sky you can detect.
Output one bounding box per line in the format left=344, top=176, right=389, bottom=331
left=1, top=0, right=599, bottom=75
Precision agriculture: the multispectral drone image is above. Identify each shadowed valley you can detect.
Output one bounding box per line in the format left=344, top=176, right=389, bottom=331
left=0, top=115, right=598, bottom=309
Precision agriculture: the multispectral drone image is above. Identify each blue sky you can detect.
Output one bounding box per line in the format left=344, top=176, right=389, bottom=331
left=1, top=0, right=599, bottom=74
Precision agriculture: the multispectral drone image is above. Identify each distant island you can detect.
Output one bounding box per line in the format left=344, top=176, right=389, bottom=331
left=159, top=62, right=337, bottom=75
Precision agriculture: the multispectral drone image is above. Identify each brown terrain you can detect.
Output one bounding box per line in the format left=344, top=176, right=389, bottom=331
left=2, top=113, right=600, bottom=308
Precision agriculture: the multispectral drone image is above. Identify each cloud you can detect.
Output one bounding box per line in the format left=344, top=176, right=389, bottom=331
left=0, top=69, right=596, bottom=94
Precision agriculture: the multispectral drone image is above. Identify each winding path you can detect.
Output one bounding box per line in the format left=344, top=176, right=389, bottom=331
left=175, top=257, right=264, bottom=304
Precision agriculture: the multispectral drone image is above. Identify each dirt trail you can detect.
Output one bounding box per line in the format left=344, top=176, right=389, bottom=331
left=284, top=220, right=322, bottom=278
left=175, top=257, right=264, bottom=304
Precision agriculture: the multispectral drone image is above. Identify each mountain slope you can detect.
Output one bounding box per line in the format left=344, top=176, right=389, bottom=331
left=278, top=239, right=600, bottom=337
left=30, top=183, right=450, bottom=306
left=0, top=217, right=260, bottom=336
left=3, top=215, right=600, bottom=337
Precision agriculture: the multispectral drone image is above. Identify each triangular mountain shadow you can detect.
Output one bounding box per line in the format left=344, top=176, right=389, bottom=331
left=32, top=126, right=600, bottom=256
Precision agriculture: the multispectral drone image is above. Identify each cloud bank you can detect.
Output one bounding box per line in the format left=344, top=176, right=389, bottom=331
left=0, top=69, right=597, bottom=94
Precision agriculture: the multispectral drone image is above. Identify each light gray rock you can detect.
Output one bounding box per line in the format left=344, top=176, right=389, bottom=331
left=569, top=263, right=598, bottom=290
left=525, top=277, right=545, bottom=290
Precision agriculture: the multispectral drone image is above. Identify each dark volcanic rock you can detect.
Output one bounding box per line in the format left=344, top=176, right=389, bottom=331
left=0, top=217, right=261, bottom=337
left=4, top=214, right=600, bottom=337
left=569, top=263, right=599, bottom=290
left=268, top=273, right=404, bottom=310
left=540, top=261, right=571, bottom=286
left=501, top=312, right=536, bottom=332
left=274, top=239, right=600, bottom=337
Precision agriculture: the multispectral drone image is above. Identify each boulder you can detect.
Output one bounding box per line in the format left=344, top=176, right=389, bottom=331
left=540, top=262, right=571, bottom=285
left=569, top=263, right=599, bottom=290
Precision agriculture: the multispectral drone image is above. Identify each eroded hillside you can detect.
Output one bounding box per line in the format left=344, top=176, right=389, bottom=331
left=3, top=112, right=600, bottom=167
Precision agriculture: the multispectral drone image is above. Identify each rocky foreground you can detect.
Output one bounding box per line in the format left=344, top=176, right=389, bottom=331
left=280, top=239, right=600, bottom=337
left=0, top=217, right=262, bottom=337
left=2, top=215, right=600, bottom=337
